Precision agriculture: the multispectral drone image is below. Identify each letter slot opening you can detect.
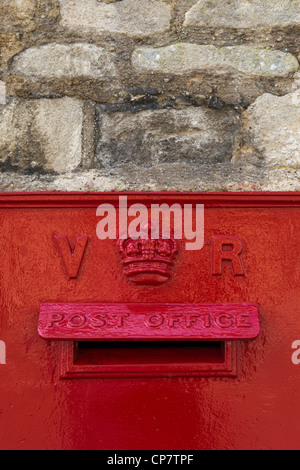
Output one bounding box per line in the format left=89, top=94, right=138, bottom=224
left=75, top=340, right=225, bottom=365
left=59, top=340, right=238, bottom=378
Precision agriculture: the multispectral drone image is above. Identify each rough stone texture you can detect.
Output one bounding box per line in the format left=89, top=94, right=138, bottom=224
left=1, top=0, right=37, bottom=33
left=0, top=81, right=6, bottom=104
left=1, top=0, right=300, bottom=191
left=234, top=89, right=300, bottom=169
left=0, top=97, right=83, bottom=173
left=96, top=107, right=239, bottom=168
left=59, top=0, right=171, bottom=37
left=183, top=0, right=300, bottom=50
left=0, top=1, right=60, bottom=74
left=132, top=44, right=299, bottom=78
left=1, top=165, right=299, bottom=192
left=10, top=44, right=116, bottom=80
left=292, top=71, right=300, bottom=91
left=184, top=0, right=300, bottom=29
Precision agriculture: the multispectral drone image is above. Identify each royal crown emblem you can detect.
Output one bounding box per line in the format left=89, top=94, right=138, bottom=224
left=118, top=225, right=179, bottom=285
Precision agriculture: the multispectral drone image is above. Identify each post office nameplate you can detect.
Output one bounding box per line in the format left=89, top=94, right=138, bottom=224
left=38, top=302, right=260, bottom=340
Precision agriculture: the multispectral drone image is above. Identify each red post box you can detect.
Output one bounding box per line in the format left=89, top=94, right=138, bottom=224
left=0, top=192, right=299, bottom=450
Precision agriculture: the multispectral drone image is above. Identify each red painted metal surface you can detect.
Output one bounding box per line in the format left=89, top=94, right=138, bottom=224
left=38, top=302, right=260, bottom=340
left=0, top=192, right=300, bottom=450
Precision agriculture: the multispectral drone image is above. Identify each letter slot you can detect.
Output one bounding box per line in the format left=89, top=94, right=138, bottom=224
left=38, top=302, right=260, bottom=378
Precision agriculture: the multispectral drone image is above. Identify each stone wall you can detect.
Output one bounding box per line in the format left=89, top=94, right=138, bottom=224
left=1, top=0, right=300, bottom=191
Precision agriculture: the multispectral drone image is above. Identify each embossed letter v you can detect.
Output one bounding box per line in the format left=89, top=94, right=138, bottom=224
left=55, top=236, right=89, bottom=279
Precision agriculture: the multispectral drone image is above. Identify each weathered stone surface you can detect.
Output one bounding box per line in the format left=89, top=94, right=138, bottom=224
left=132, top=43, right=299, bottom=78
left=1, top=0, right=300, bottom=193
left=96, top=107, right=239, bottom=168
left=292, top=71, right=300, bottom=91
left=0, top=97, right=83, bottom=173
left=0, top=82, right=6, bottom=105
left=184, top=0, right=300, bottom=29
left=1, top=0, right=36, bottom=32
left=1, top=164, right=300, bottom=192
left=1, top=0, right=59, bottom=35
left=0, top=1, right=60, bottom=73
left=59, top=0, right=171, bottom=37
left=10, top=44, right=116, bottom=80
left=233, top=90, right=300, bottom=168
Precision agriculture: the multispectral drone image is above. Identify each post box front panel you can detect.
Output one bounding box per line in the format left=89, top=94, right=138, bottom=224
left=0, top=193, right=300, bottom=450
